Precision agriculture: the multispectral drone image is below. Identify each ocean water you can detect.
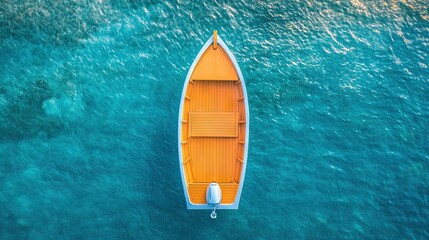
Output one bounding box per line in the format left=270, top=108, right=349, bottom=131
left=0, top=0, right=428, bottom=239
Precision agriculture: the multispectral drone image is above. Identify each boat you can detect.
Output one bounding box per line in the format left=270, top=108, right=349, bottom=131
left=178, top=30, right=249, bottom=218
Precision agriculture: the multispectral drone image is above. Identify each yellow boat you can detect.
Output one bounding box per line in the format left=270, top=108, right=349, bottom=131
left=178, top=31, right=249, bottom=218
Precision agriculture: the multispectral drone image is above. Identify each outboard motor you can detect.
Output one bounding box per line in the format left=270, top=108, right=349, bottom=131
left=206, top=182, right=222, bottom=219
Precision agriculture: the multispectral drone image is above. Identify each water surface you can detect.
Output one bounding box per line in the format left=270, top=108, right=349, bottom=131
left=0, top=0, right=428, bottom=239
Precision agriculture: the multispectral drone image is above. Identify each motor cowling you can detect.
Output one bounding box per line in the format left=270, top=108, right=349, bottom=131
left=206, top=182, right=222, bottom=205
left=206, top=182, right=222, bottom=218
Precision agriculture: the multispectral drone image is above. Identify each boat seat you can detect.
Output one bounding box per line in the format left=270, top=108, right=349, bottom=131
left=188, top=112, right=238, bottom=137
left=192, top=79, right=238, bottom=81
left=188, top=183, right=238, bottom=204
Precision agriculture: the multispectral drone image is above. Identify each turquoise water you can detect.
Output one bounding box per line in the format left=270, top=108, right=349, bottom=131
left=1, top=0, right=428, bottom=239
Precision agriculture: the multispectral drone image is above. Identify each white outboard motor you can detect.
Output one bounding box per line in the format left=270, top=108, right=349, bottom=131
left=206, top=182, right=222, bottom=219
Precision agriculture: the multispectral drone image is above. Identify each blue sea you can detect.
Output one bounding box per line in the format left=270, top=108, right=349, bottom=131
left=1, top=0, right=428, bottom=239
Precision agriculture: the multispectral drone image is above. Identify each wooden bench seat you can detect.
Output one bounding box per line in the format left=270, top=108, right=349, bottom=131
left=188, top=112, right=238, bottom=137
left=188, top=183, right=238, bottom=204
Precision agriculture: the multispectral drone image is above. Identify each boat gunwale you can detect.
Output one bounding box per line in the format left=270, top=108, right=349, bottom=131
left=178, top=33, right=249, bottom=210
